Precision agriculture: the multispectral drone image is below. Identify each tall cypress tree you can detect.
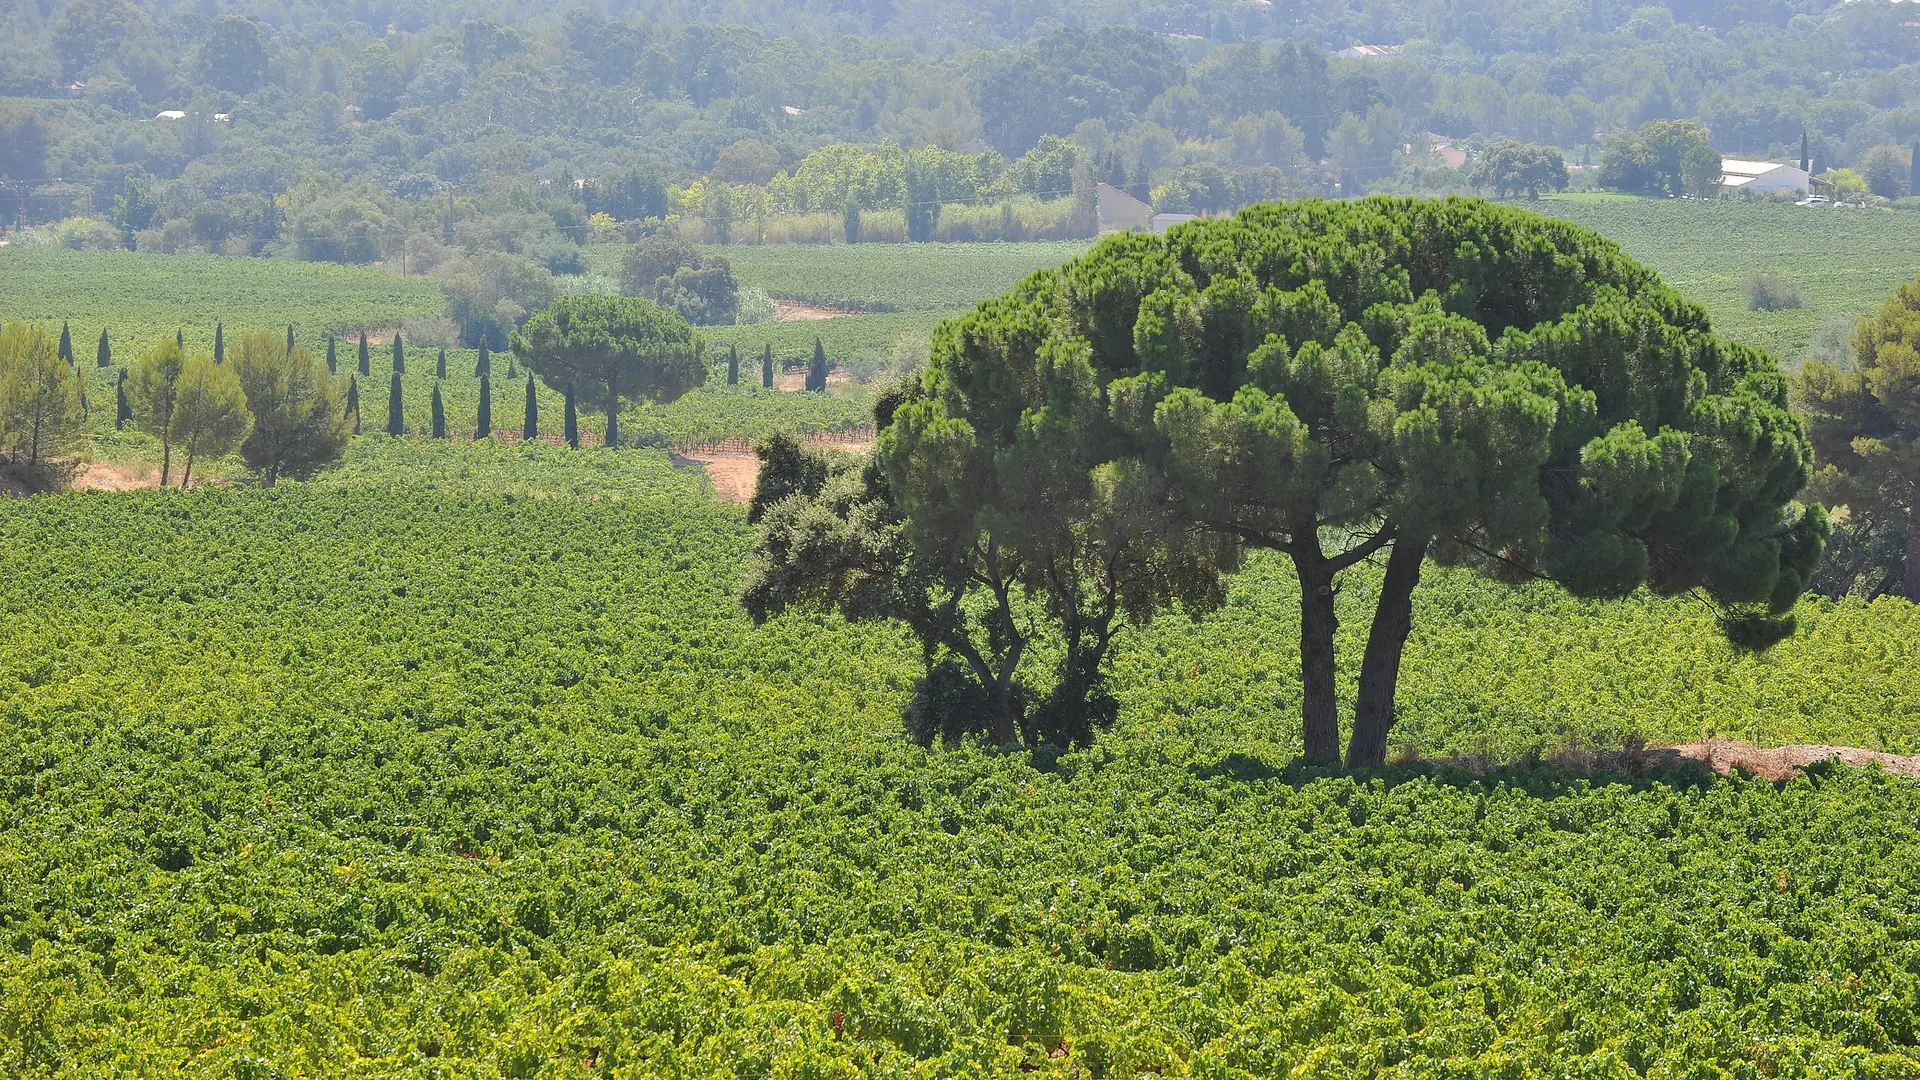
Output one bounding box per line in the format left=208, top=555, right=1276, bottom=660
left=358, top=332, right=371, bottom=376
left=285, top=324, right=294, bottom=355
left=475, top=340, right=490, bottom=378
left=97, top=329, right=111, bottom=368
left=326, top=334, right=337, bottom=374
left=808, top=338, right=828, bottom=392
left=214, top=323, right=224, bottom=364
left=1800, top=130, right=1811, bottom=173
left=176, top=328, right=184, bottom=348
left=393, top=334, right=405, bottom=375
left=347, top=376, right=361, bottom=434
left=57, top=322, right=72, bottom=365
left=727, top=344, right=739, bottom=386
left=430, top=383, right=446, bottom=438
left=115, top=369, right=130, bottom=429
left=436, top=348, right=447, bottom=379
left=523, top=372, right=538, bottom=438
left=477, top=373, right=493, bottom=439
left=387, top=371, right=405, bottom=435
left=761, top=343, right=774, bottom=388
left=563, top=382, right=579, bottom=449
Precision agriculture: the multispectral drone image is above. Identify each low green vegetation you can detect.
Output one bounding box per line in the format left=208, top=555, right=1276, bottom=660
left=675, top=241, right=1093, bottom=313
left=1539, top=197, right=1920, bottom=359
left=2, top=439, right=1919, bottom=1076
left=0, top=247, right=446, bottom=357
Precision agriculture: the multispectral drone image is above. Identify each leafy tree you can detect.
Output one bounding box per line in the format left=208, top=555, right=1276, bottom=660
left=0, top=322, right=83, bottom=467
left=762, top=343, right=774, bottom=388
left=128, top=341, right=188, bottom=484
left=510, top=294, right=705, bottom=449
left=727, top=344, right=740, bottom=386
left=807, top=338, right=828, bottom=392
left=1468, top=139, right=1569, bottom=199
left=619, top=237, right=738, bottom=326
left=97, top=329, right=109, bottom=368
left=171, top=355, right=251, bottom=487
left=230, top=329, right=349, bottom=487
left=1796, top=273, right=1920, bottom=599
left=564, top=382, right=579, bottom=449
left=358, top=332, right=370, bottom=376
left=1599, top=120, right=1718, bottom=197
left=0, top=107, right=48, bottom=183
left=56, top=322, right=72, bottom=366
left=111, top=175, right=158, bottom=249
left=523, top=371, right=538, bottom=438
left=1860, top=144, right=1909, bottom=200
left=431, top=383, right=446, bottom=438
left=768, top=198, right=1824, bottom=764
left=203, top=15, right=268, bottom=95
left=386, top=371, right=404, bottom=436
left=477, top=373, right=492, bottom=439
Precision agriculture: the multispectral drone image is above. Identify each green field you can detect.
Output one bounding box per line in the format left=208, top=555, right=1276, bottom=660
left=3, top=440, right=1920, bottom=1075
left=0, top=247, right=446, bottom=358
left=685, top=241, right=1092, bottom=313
left=1539, top=196, right=1920, bottom=360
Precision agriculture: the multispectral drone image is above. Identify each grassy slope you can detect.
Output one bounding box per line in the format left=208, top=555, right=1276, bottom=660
left=0, top=247, right=446, bottom=357
left=1537, top=195, right=1920, bottom=360
left=3, top=442, right=1919, bottom=1075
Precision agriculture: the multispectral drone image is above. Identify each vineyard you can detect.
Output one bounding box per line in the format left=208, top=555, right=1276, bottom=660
left=1, top=439, right=1920, bottom=1076
left=0, top=247, right=446, bottom=357
left=1539, top=195, right=1920, bottom=359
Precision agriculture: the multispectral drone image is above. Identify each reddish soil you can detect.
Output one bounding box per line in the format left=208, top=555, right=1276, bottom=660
left=1650, top=742, right=1920, bottom=781
left=772, top=368, right=857, bottom=391
left=673, top=432, right=875, bottom=504
left=773, top=299, right=864, bottom=322
left=70, top=461, right=160, bottom=491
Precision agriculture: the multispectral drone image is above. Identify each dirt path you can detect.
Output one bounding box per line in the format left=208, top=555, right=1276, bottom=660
left=673, top=433, right=875, bottom=504
left=70, top=461, right=160, bottom=491
left=1651, top=742, right=1920, bottom=781
left=773, top=299, right=865, bottom=322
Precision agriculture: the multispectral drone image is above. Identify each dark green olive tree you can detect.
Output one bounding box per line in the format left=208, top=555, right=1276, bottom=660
left=511, top=294, right=705, bottom=449
left=752, top=197, right=1826, bottom=765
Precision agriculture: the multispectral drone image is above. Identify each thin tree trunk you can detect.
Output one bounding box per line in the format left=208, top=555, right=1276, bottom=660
left=1906, top=492, right=1920, bottom=602
left=605, top=374, right=619, bottom=448
left=160, top=441, right=171, bottom=487
left=1347, top=536, right=1427, bottom=768
left=262, top=466, right=278, bottom=489
left=180, top=449, right=194, bottom=488
left=1292, top=539, right=1342, bottom=763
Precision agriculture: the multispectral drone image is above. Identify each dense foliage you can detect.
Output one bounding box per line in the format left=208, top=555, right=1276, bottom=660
left=2, top=439, right=1920, bottom=1076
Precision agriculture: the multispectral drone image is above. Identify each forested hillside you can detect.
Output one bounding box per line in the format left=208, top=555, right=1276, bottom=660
left=3, top=0, right=1918, bottom=251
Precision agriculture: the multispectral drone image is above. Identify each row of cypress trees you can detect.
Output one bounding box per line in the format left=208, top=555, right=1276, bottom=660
left=368, top=361, right=581, bottom=448
left=720, top=338, right=832, bottom=391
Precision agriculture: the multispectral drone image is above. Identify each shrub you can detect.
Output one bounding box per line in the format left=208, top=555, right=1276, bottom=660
left=1745, top=273, right=1803, bottom=311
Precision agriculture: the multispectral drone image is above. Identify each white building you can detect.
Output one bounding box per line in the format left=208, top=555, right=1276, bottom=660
left=1719, top=159, right=1812, bottom=196
left=1096, top=183, right=1203, bottom=234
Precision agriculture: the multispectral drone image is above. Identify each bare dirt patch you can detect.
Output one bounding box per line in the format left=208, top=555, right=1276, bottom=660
left=772, top=368, right=858, bottom=391
left=70, top=460, right=160, bottom=491
left=1650, top=742, right=1920, bottom=781
left=773, top=299, right=865, bottom=322
left=673, top=431, right=875, bottom=504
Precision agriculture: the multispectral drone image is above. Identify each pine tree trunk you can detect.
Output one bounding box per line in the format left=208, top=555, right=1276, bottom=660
left=1347, top=537, right=1427, bottom=768
left=159, top=441, right=171, bottom=487
left=1292, top=541, right=1342, bottom=764
left=180, top=449, right=194, bottom=488
left=262, top=466, right=278, bottom=489
left=1905, top=493, right=1920, bottom=602
left=604, top=374, right=619, bottom=449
